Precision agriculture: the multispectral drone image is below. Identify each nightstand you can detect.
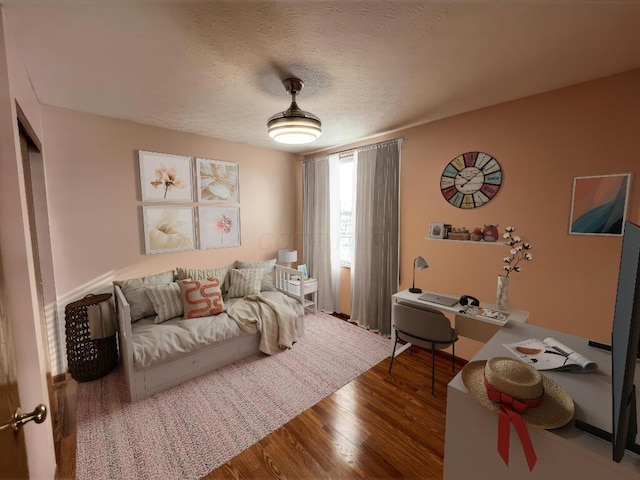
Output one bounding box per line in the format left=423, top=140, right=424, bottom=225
left=288, top=278, right=318, bottom=313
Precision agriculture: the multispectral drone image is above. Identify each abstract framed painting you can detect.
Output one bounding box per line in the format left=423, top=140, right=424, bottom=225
left=196, top=158, right=240, bottom=203
left=143, top=206, right=196, bottom=254
left=139, top=150, right=193, bottom=202
left=569, top=173, right=631, bottom=236
left=198, top=206, right=241, bottom=249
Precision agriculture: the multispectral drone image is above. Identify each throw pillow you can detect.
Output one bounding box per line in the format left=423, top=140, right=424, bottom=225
left=176, top=266, right=230, bottom=291
left=226, top=268, right=263, bottom=298
left=114, top=270, right=175, bottom=322
left=146, top=282, right=183, bottom=324
left=178, top=277, right=225, bottom=319
left=234, top=259, right=276, bottom=291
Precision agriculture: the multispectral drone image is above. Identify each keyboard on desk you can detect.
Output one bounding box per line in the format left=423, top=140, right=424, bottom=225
left=418, top=292, right=459, bottom=307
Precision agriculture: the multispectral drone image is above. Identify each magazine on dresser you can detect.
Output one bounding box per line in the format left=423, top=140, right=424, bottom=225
left=504, top=337, right=598, bottom=371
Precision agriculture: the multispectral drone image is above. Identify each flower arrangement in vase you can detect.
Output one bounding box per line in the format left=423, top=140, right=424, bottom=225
left=497, top=226, right=533, bottom=308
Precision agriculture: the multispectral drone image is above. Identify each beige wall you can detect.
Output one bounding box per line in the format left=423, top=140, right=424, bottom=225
left=40, top=106, right=301, bottom=373
left=0, top=8, right=56, bottom=477
left=317, top=69, right=640, bottom=360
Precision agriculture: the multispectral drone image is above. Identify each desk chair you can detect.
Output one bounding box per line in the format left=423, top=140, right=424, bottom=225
left=388, top=302, right=458, bottom=394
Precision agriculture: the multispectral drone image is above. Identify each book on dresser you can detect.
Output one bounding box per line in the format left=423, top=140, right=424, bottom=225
left=504, top=337, right=598, bottom=372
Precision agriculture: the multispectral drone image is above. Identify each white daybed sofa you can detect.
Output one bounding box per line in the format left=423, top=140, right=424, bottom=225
left=114, top=264, right=306, bottom=402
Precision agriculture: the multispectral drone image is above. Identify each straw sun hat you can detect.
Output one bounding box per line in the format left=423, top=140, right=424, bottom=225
left=461, top=356, right=575, bottom=429
left=462, top=357, right=575, bottom=471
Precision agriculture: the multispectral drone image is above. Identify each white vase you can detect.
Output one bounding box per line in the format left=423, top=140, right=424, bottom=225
left=496, top=275, right=509, bottom=309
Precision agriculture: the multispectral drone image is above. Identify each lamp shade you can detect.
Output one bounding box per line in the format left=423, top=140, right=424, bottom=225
left=416, top=256, right=429, bottom=270
left=409, top=256, right=429, bottom=293
left=278, top=249, right=298, bottom=264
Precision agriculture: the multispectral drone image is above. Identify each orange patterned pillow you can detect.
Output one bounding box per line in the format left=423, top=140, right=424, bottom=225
left=177, top=277, right=225, bottom=319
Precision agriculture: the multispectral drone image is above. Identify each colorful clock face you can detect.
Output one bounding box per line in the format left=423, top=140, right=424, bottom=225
left=440, top=152, right=502, bottom=209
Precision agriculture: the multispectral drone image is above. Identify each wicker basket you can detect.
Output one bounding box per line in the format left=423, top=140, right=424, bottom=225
left=65, top=293, right=118, bottom=382
left=448, top=232, right=471, bottom=241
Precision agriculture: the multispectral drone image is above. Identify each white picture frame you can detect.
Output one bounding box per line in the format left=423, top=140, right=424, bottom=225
left=139, top=150, right=193, bottom=202
left=429, top=221, right=445, bottom=239
left=198, top=206, right=241, bottom=249
left=196, top=158, right=240, bottom=203
left=143, top=206, right=196, bottom=254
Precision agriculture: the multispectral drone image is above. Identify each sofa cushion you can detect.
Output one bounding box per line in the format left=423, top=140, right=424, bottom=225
left=178, top=277, right=225, bottom=319
left=234, top=259, right=276, bottom=291
left=146, top=282, right=183, bottom=324
left=114, top=270, right=175, bottom=321
left=227, top=268, right=263, bottom=298
left=176, top=266, right=230, bottom=292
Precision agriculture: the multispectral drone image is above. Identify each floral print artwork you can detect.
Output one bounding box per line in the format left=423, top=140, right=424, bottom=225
left=199, top=206, right=241, bottom=249
left=144, top=206, right=195, bottom=254
left=196, top=158, right=239, bottom=202
left=140, top=151, right=193, bottom=202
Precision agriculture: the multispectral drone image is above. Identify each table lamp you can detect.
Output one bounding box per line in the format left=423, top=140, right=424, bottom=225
left=409, top=256, right=429, bottom=293
left=278, top=249, right=298, bottom=269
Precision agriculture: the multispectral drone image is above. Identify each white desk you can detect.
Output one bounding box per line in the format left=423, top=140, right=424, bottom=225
left=444, top=322, right=640, bottom=479
left=392, top=289, right=529, bottom=344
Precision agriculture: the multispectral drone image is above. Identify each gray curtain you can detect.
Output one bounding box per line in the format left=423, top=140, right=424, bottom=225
left=302, top=155, right=341, bottom=312
left=350, top=141, right=400, bottom=335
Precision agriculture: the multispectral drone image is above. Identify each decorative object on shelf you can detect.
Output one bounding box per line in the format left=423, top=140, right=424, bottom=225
left=278, top=249, right=297, bottom=268
left=448, top=227, right=470, bottom=241
left=444, top=224, right=452, bottom=239
left=267, top=78, right=322, bottom=145
left=482, top=224, right=499, bottom=242
left=196, top=158, right=239, bottom=203
left=297, top=264, right=308, bottom=279
left=569, top=173, right=631, bottom=236
left=139, top=150, right=193, bottom=202
left=409, top=256, right=429, bottom=293
left=143, top=206, right=196, bottom=254
left=470, top=227, right=483, bottom=241
left=440, top=151, right=503, bottom=209
left=198, top=206, right=241, bottom=249
left=498, top=226, right=533, bottom=308
left=429, top=221, right=445, bottom=239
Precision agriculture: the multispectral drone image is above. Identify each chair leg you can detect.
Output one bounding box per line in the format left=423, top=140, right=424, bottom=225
left=452, top=342, right=456, bottom=373
left=388, top=336, right=398, bottom=373
left=431, top=345, right=436, bottom=395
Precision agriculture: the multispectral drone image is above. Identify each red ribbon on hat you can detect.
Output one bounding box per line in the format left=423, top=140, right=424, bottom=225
left=483, top=375, right=544, bottom=471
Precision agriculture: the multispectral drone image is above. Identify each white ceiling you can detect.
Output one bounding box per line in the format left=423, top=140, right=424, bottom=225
left=3, top=0, right=640, bottom=155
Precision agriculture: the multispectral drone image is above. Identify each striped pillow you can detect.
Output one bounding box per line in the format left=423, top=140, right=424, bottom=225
left=234, top=259, right=276, bottom=291
left=114, top=270, right=175, bottom=321
left=146, top=283, right=183, bottom=324
left=227, top=268, right=263, bottom=298
left=176, top=266, right=230, bottom=292
left=178, top=277, right=225, bottom=319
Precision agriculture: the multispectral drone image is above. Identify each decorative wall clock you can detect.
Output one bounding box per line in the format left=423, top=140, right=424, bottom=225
left=440, top=151, right=503, bottom=209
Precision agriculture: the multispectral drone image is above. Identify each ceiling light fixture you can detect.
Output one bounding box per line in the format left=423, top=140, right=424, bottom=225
left=267, top=78, right=322, bottom=145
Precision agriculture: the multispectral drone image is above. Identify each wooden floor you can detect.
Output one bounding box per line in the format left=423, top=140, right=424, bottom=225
left=56, top=346, right=466, bottom=479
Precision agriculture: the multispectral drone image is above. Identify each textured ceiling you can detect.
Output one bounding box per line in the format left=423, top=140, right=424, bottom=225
left=3, top=0, right=640, bottom=155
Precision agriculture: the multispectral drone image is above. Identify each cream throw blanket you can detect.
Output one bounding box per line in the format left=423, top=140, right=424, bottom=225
left=226, top=295, right=298, bottom=355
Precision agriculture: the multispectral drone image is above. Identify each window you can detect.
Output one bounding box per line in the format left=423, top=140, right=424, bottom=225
left=339, top=154, right=354, bottom=267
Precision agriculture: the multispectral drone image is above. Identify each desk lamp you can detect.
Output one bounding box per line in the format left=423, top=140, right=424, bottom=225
left=409, top=256, right=429, bottom=293
left=278, top=249, right=298, bottom=269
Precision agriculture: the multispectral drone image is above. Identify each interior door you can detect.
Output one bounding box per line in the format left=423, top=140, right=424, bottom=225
left=0, top=250, right=28, bottom=478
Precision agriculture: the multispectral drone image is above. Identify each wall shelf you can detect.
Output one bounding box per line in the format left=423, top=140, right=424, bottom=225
left=425, top=237, right=506, bottom=246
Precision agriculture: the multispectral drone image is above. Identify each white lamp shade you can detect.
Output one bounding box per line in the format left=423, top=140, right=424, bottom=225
left=415, top=256, right=429, bottom=270
left=278, top=249, right=298, bottom=263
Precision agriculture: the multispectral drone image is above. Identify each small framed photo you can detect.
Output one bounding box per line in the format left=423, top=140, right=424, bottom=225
left=297, top=264, right=308, bottom=279
left=143, top=206, right=195, bottom=254
left=196, top=158, right=240, bottom=203
left=197, top=206, right=241, bottom=249
left=139, top=150, right=193, bottom=202
left=429, top=222, right=445, bottom=239
left=569, top=173, right=631, bottom=236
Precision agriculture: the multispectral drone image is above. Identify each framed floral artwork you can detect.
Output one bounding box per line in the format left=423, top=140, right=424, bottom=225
left=198, top=206, right=241, bottom=249
left=139, top=150, right=193, bottom=202
left=569, top=173, right=631, bottom=236
left=196, top=158, right=240, bottom=203
left=143, top=206, right=196, bottom=254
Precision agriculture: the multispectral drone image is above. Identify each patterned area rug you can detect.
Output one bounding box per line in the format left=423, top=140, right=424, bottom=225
left=75, top=312, right=391, bottom=479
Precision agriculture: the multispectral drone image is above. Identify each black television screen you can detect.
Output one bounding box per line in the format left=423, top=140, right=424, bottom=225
left=611, top=221, right=640, bottom=462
